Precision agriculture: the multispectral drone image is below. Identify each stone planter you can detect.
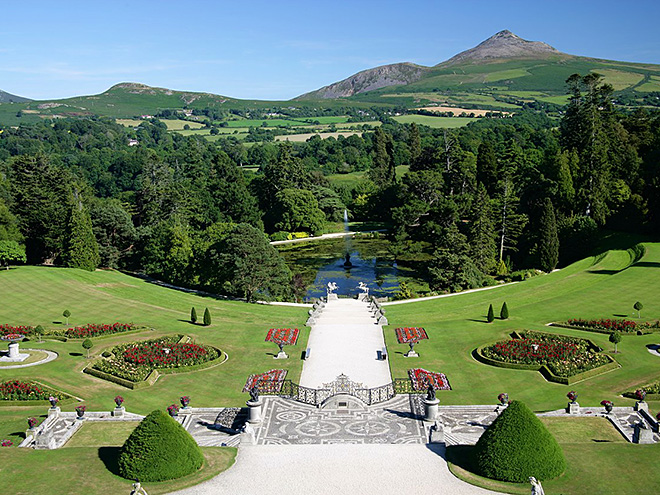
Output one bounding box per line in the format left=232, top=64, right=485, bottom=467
left=567, top=401, right=580, bottom=414
left=605, top=404, right=613, bottom=414
left=112, top=406, right=125, bottom=418
left=423, top=397, right=440, bottom=422
left=246, top=399, right=263, bottom=424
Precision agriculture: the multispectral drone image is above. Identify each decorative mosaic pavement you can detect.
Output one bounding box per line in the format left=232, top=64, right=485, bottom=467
left=254, top=396, right=426, bottom=445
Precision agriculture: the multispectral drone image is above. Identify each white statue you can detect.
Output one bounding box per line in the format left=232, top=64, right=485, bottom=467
left=130, top=481, right=149, bottom=495
left=327, top=282, right=338, bottom=295
left=358, top=282, right=369, bottom=295
left=529, top=477, right=544, bottom=495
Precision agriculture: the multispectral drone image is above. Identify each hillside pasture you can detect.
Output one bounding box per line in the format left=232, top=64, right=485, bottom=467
left=592, top=69, right=645, bottom=91
left=416, top=106, right=508, bottom=116
left=275, top=131, right=362, bottom=142
left=392, top=115, right=478, bottom=128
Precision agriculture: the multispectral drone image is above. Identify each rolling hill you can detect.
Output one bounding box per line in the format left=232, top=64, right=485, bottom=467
left=0, top=89, right=31, bottom=103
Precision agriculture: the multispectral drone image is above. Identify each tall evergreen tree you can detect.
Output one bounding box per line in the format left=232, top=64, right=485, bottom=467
left=469, top=184, right=497, bottom=274
left=368, top=127, right=396, bottom=189
left=538, top=198, right=559, bottom=272
left=63, top=195, right=100, bottom=271
left=476, top=141, right=498, bottom=195
left=408, top=122, right=421, bottom=168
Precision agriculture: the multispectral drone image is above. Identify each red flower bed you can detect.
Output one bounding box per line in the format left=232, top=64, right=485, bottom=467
left=265, top=328, right=299, bottom=346
left=1, top=333, right=25, bottom=341
left=65, top=323, right=135, bottom=338
left=122, top=340, right=217, bottom=368
left=408, top=368, right=451, bottom=391
left=0, top=380, right=60, bottom=401
left=395, top=327, right=428, bottom=344
left=243, top=369, right=288, bottom=393
left=567, top=318, right=636, bottom=333
left=0, top=324, right=34, bottom=336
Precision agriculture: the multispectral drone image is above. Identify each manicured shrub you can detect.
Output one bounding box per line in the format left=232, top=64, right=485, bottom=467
left=82, top=338, right=93, bottom=358
left=190, top=307, right=197, bottom=324
left=500, top=302, right=509, bottom=320
left=203, top=308, right=211, bottom=326
left=101, top=350, right=112, bottom=358
left=609, top=331, right=622, bottom=353
left=473, top=400, right=565, bottom=482
left=118, top=409, right=204, bottom=482
left=487, top=304, right=494, bottom=323
left=634, top=301, right=643, bottom=318
left=63, top=309, right=71, bottom=325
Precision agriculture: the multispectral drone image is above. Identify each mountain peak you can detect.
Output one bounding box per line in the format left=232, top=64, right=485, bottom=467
left=441, top=30, right=560, bottom=65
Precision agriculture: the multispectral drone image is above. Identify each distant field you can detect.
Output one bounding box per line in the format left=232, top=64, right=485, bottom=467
left=484, top=68, right=530, bottom=82
left=161, top=119, right=205, bottom=130
left=392, top=115, right=478, bottom=128
left=636, top=75, right=660, bottom=92
left=416, top=106, right=508, bottom=116
left=593, top=69, right=645, bottom=91
left=326, top=165, right=409, bottom=187
left=275, top=131, right=362, bottom=142
left=116, top=118, right=143, bottom=127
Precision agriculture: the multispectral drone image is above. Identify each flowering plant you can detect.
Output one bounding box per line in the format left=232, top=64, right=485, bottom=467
left=180, top=396, right=190, bottom=407
left=600, top=400, right=613, bottom=411
left=0, top=324, right=34, bottom=336
left=0, top=380, right=56, bottom=401
left=243, top=369, right=288, bottom=393
left=167, top=404, right=179, bottom=416
left=27, top=417, right=38, bottom=429
left=567, top=318, right=637, bottom=333
left=64, top=322, right=135, bottom=339
left=408, top=368, right=451, bottom=391
left=265, top=328, right=300, bottom=346
left=49, top=395, right=59, bottom=407
left=567, top=391, right=578, bottom=403
left=1, top=439, right=12, bottom=447
left=497, top=393, right=509, bottom=405
left=1, top=333, right=25, bottom=341
left=75, top=405, right=86, bottom=416
left=114, top=395, right=124, bottom=407
left=634, top=389, right=646, bottom=401
left=395, top=327, right=428, bottom=344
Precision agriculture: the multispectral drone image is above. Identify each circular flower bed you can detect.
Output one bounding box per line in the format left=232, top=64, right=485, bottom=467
left=481, top=331, right=609, bottom=377
left=0, top=380, right=64, bottom=401
left=91, top=336, right=220, bottom=383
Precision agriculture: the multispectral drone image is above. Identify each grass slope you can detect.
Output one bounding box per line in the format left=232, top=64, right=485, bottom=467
left=385, top=242, right=660, bottom=412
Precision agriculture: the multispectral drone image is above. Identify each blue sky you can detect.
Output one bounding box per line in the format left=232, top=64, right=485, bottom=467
left=2, top=0, right=659, bottom=100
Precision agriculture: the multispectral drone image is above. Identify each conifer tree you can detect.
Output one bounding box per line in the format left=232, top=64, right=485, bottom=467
left=408, top=122, right=421, bottom=167
left=469, top=184, right=497, bottom=273
left=63, top=197, right=100, bottom=271
left=487, top=304, right=495, bottom=323
left=203, top=307, right=211, bottom=326
left=538, top=198, right=559, bottom=272
left=190, top=307, right=197, bottom=324
left=500, top=302, right=509, bottom=320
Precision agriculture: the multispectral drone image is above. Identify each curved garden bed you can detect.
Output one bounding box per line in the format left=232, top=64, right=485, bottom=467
left=550, top=318, right=659, bottom=336
left=0, top=379, right=77, bottom=407
left=84, top=335, right=225, bottom=389
left=473, top=331, right=619, bottom=385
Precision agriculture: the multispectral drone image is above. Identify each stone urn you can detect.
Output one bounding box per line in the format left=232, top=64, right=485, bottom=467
left=75, top=406, right=86, bottom=419
left=601, top=400, right=613, bottom=414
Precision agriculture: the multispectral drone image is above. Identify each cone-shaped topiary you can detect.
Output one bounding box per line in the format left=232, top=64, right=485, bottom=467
left=190, top=307, right=197, bottom=324
left=500, top=302, right=509, bottom=320
left=473, top=400, right=565, bottom=482
left=118, top=409, right=204, bottom=482
left=487, top=304, right=494, bottom=323
left=203, top=307, right=211, bottom=326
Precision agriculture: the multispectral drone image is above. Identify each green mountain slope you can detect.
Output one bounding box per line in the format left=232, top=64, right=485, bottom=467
left=0, top=89, right=31, bottom=103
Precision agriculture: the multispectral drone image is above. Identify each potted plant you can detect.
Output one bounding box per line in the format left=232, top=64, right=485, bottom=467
left=75, top=405, right=87, bottom=419
left=180, top=396, right=190, bottom=408
left=497, top=393, right=509, bottom=405
left=114, top=395, right=124, bottom=408
left=567, top=391, right=578, bottom=403
left=48, top=396, right=59, bottom=408
left=27, top=417, right=38, bottom=429
left=635, top=389, right=646, bottom=402
left=167, top=404, right=179, bottom=417
left=600, top=400, right=613, bottom=413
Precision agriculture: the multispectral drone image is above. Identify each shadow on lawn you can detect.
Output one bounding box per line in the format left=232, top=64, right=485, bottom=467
left=98, top=447, right=123, bottom=476
left=69, top=352, right=83, bottom=357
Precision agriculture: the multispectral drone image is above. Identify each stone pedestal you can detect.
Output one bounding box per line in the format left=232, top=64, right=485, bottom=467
left=635, top=401, right=649, bottom=413
left=25, top=427, right=36, bottom=439
left=8, top=342, right=19, bottom=359
left=567, top=401, right=580, bottom=414
left=246, top=399, right=263, bottom=424
left=112, top=406, right=125, bottom=417
left=635, top=423, right=654, bottom=444
left=404, top=350, right=418, bottom=358
left=327, top=293, right=338, bottom=301
left=274, top=351, right=288, bottom=359
left=423, top=397, right=440, bottom=422
left=48, top=406, right=61, bottom=417
left=179, top=406, right=192, bottom=415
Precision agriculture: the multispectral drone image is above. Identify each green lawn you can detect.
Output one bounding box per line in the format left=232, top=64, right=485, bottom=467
left=447, top=417, right=660, bottom=495
left=385, top=242, right=660, bottom=413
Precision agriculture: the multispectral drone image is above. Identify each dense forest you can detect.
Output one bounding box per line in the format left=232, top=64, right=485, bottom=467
left=0, top=74, right=658, bottom=300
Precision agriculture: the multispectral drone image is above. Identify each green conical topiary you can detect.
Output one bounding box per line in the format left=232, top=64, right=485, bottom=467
left=487, top=304, right=494, bottom=323
left=500, top=302, right=509, bottom=320
left=190, top=307, right=197, bottom=324
left=473, top=400, right=566, bottom=482
left=203, top=307, right=211, bottom=326
left=118, top=409, right=204, bottom=482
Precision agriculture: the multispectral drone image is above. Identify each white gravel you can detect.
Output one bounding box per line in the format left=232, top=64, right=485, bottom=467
left=168, top=444, right=499, bottom=495
left=299, top=298, right=391, bottom=388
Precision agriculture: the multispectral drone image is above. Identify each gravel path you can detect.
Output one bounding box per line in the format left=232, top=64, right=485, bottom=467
left=168, top=444, right=499, bottom=495
left=299, top=298, right=390, bottom=388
